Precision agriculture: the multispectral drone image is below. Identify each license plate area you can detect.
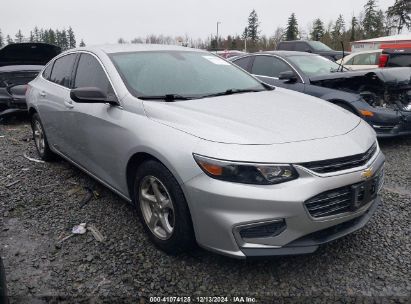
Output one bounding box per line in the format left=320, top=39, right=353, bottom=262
left=350, top=175, right=380, bottom=211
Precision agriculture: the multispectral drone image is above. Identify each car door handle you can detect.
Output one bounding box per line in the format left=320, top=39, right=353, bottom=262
left=40, top=91, right=46, bottom=97
left=64, top=100, right=74, bottom=109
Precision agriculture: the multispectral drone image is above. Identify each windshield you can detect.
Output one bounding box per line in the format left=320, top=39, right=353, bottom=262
left=307, top=41, right=332, bottom=51
left=109, top=51, right=265, bottom=99
left=287, top=55, right=344, bottom=77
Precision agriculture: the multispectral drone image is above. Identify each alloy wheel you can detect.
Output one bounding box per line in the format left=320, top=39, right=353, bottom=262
left=139, top=176, right=175, bottom=240
left=33, top=120, right=45, bottom=155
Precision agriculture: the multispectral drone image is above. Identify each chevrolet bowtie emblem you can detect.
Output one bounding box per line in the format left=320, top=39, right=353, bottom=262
left=361, top=168, right=374, bottom=179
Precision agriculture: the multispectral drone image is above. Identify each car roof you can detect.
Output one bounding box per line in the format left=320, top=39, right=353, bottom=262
left=71, top=44, right=207, bottom=54
left=246, top=51, right=318, bottom=57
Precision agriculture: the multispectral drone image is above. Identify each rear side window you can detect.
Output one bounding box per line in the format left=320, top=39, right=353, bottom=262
left=387, top=54, right=411, bottom=67
left=233, top=56, right=253, bottom=72
left=251, top=56, right=291, bottom=78
left=74, top=53, right=114, bottom=94
left=294, top=42, right=309, bottom=52
left=49, top=54, right=77, bottom=88
left=353, top=53, right=379, bottom=65
left=42, top=62, right=54, bottom=80
left=278, top=42, right=294, bottom=51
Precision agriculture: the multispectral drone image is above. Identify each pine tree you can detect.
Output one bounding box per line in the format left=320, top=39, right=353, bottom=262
left=6, top=35, right=13, bottom=44
left=362, top=0, right=379, bottom=38
left=247, top=9, right=260, bottom=43
left=34, top=26, right=40, bottom=42
left=387, top=0, right=411, bottom=34
left=48, top=29, right=56, bottom=45
left=350, top=16, right=359, bottom=41
left=29, top=31, right=34, bottom=42
left=0, top=29, right=4, bottom=47
left=332, top=15, right=346, bottom=41
left=310, top=18, right=325, bottom=41
left=285, top=13, right=299, bottom=41
left=67, top=27, right=76, bottom=49
left=15, top=30, right=24, bottom=43
left=79, top=39, right=86, bottom=47
left=60, top=29, right=68, bottom=50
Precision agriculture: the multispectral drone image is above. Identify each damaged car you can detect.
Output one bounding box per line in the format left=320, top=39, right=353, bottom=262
left=231, top=51, right=411, bottom=137
left=0, top=43, right=61, bottom=118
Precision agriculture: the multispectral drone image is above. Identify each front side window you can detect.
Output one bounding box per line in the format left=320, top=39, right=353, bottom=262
left=49, top=54, right=77, bottom=88
left=251, top=56, right=292, bottom=78
left=353, top=53, right=379, bottom=65
left=74, top=53, right=113, bottom=94
left=307, top=41, right=332, bottom=52
left=110, top=51, right=265, bottom=98
left=287, top=55, right=345, bottom=77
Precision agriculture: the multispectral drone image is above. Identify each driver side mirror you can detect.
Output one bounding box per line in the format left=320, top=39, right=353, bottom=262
left=278, top=71, right=298, bottom=83
left=305, top=49, right=312, bottom=53
left=70, top=87, right=118, bottom=105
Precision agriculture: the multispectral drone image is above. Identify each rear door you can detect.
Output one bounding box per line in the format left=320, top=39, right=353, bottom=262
left=36, top=53, right=78, bottom=155
left=250, top=55, right=305, bottom=92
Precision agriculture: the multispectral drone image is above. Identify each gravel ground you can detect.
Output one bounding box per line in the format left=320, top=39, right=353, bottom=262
left=0, top=118, right=410, bottom=303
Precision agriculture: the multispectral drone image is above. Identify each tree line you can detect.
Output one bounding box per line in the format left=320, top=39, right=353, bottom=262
left=221, top=0, right=410, bottom=52
left=0, top=26, right=86, bottom=50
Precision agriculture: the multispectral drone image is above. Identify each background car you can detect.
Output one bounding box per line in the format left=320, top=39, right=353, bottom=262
left=0, top=43, right=61, bottom=118
left=277, top=40, right=348, bottom=61
left=26, top=45, right=383, bottom=258
left=379, top=47, right=411, bottom=68
left=231, top=51, right=411, bottom=137
left=337, top=49, right=381, bottom=70
left=216, top=50, right=246, bottom=59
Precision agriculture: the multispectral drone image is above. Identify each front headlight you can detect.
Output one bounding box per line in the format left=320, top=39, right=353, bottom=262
left=193, top=154, right=299, bottom=185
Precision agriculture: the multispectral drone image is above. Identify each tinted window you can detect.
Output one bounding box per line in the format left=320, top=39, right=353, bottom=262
left=42, top=62, right=53, bottom=80
left=251, top=56, right=292, bottom=78
left=233, top=56, right=252, bottom=71
left=295, top=42, right=309, bottom=52
left=49, top=54, right=76, bottom=88
left=74, top=54, right=113, bottom=94
left=277, top=42, right=294, bottom=51
left=387, top=54, right=411, bottom=67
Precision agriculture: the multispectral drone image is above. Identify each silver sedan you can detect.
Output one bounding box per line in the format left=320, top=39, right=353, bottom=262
left=26, top=44, right=384, bottom=258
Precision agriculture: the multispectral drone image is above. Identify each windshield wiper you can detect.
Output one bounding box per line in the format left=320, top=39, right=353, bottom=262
left=138, top=94, right=194, bottom=102
left=199, top=88, right=266, bottom=99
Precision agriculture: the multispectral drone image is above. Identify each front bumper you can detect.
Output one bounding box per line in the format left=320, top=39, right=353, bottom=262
left=363, top=109, right=411, bottom=138
left=184, top=150, right=385, bottom=259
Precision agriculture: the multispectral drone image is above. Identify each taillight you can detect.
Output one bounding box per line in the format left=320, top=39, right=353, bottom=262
left=379, top=54, right=389, bottom=68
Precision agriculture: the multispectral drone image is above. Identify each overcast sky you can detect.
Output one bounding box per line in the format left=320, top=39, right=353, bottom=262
left=1, top=0, right=396, bottom=45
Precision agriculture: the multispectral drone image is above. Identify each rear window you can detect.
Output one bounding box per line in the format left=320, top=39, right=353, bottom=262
left=49, top=54, right=77, bottom=88
left=387, top=54, right=411, bottom=67
left=233, top=56, right=253, bottom=71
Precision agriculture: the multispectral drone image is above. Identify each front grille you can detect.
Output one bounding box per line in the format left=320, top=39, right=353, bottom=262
left=299, top=143, right=377, bottom=174
left=305, top=186, right=352, bottom=218
left=239, top=220, right=286, bottom=239
left=305, top=169, right=383, bottom=218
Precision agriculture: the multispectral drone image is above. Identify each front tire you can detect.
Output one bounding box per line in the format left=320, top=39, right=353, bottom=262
left=134, top=160, right=195, bottom=254
left=31, top=113, right=54, bottom=161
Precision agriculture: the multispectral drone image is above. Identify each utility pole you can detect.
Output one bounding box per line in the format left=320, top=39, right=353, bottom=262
left=216, top=21, right=221, bottom=52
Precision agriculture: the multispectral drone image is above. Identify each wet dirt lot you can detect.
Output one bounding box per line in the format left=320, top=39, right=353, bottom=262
left=0, top=118, right=410, bottom=303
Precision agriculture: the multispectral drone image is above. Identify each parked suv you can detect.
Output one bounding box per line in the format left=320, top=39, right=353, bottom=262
left=379, top=47, right=411, bottom=68
left=27, top=45, right=384, bottom=258
left=277, top=40, right=348, bottom=61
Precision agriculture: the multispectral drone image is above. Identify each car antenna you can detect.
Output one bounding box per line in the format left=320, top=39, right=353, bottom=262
left=339, top=41, right=345, bottom=72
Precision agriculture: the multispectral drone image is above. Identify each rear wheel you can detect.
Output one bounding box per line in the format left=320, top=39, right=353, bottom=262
left=31, top=113, right=54, bottom=161
left=134, top=160, right=195, bottom=254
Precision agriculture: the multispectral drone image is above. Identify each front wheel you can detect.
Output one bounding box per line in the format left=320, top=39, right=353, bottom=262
left=134, top=160, right=195, bottom=254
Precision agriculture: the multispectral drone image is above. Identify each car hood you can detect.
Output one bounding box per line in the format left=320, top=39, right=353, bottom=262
left=0, top=43, right=61, bottom=67
left=310, top=67, right=411, bottom=85
left=143, top=88, right=361, bottom=145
